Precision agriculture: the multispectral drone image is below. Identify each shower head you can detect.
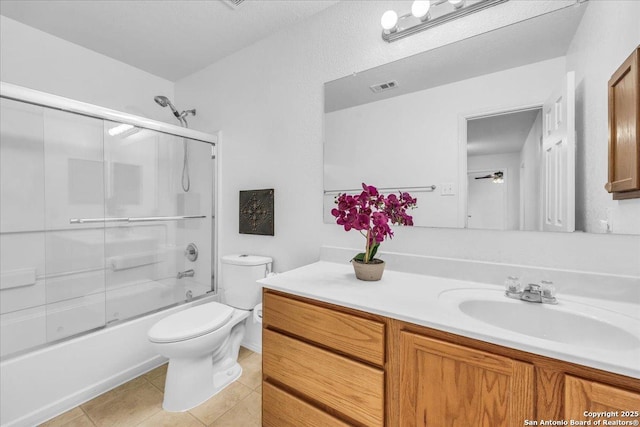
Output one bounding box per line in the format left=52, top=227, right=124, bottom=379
left=153, top=95, right=169, bottom=107
left=154, top=95, right=181, bottom=118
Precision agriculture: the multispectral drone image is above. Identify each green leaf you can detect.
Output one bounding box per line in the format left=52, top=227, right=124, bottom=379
left=369, top=243, right=380, bottom=260
left=353, top=253, right=366, bottom=262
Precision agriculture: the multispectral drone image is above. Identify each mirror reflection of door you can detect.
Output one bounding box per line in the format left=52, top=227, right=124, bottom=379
left=466, top=108, right=543, bottom=231
left=542, top=71, right=576, bottom=232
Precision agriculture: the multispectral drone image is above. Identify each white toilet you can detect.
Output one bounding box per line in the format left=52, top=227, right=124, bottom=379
left=147, top=254, right=272, bottom=412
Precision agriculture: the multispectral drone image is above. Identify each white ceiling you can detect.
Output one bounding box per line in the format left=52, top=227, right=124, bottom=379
left=0, top=0, right=339, bottom=82
left=467, top=108, right=541, bottom=157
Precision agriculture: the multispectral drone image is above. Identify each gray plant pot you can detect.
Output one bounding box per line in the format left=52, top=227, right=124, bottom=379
left=351, top=259, right=386, bottom=281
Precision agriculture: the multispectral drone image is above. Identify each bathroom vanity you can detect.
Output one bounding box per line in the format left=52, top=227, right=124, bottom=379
left=259, top=261, right=640, bottom=427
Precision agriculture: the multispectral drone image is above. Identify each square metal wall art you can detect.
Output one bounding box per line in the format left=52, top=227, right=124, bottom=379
left=239, top=189, right=274, bottom=236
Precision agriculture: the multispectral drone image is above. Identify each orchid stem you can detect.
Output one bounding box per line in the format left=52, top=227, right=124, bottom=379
left=364, top=229, right=371, bottom=263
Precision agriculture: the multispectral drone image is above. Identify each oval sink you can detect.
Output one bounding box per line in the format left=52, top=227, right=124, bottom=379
left=439, top=289, right=640, bottom=350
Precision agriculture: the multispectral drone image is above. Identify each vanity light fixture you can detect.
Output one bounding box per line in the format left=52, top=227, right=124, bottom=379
left=381, top=0, right=508, bottom=43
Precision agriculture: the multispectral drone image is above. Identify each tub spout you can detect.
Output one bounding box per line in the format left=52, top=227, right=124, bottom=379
left=177, top=269, right=195, bottom=279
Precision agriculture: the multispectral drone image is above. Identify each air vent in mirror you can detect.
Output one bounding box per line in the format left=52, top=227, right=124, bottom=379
left=223, top=0, right=245, bottom=8
left=370, top=80, right=399, bottom=93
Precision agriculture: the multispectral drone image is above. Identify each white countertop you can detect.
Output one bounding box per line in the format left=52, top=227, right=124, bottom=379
left=259, top=261, right=640, bottom=379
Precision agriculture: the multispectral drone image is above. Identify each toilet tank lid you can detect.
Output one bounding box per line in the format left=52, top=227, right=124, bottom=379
left=222, top=254, right=272, bottom=266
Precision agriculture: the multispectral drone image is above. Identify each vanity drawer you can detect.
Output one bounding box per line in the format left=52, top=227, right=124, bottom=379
left=263, top=382, right=350, bottom=427
left=263, top=291, right=385, bottom=366
left=263, top=328, right=384, bottom=427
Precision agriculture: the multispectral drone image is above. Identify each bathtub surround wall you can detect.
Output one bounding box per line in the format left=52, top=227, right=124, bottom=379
left=176, top=0, right=640, bottom=276
left=0, top=94, right=214, bottom=358
left=0, top=16, right=174, bottom=123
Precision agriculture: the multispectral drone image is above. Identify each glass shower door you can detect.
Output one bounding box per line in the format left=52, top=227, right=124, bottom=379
left=43, top=108, right=107, bottom=342
left=0, top=98, right=49, bottom=356
left=1, top=97, right=214, bottom=359
left=0, top=100, right=108, bottom=357
left=103, top=122, right=212, bottom=324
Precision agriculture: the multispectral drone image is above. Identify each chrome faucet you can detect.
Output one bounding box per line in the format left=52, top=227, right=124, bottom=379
left=520, top=284, right=543, bottom=303
left=177, top=269, right=195, bottom=279
left=505, top=281, right=557, bottom=304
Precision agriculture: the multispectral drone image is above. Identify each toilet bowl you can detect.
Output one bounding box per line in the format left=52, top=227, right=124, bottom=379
left=147, top=254, right=272, bottom=412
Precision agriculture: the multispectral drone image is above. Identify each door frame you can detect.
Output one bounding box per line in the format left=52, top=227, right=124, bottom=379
left=458, top=103, right=543, bottom=229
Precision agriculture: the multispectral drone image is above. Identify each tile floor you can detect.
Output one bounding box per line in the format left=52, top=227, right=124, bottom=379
left=40, top=347, right=262, bottom=427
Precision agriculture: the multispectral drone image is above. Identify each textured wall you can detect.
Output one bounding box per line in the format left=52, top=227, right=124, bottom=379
left=176, top=0, right=640, bottom=276
left=0, top=16, right=175, bottom=123
left=566, top=0, right=640, bottom=234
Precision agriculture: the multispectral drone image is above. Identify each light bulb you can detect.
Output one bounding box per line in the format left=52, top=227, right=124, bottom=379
left=449, top=0, right=465, bottom=9
left=381, top=10, right=398, bottom=33
left=411, top=1, right=431, bottom=20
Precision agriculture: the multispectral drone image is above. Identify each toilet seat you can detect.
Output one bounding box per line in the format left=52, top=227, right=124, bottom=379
left=148, top=302, right=234, bottom=343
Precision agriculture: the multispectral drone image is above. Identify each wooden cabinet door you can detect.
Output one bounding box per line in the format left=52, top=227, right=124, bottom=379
left=565, top=375, right=640, bottom=422
left=607, top=46, right=640, bottom=198
left=399, top=332, right=534, bottom=427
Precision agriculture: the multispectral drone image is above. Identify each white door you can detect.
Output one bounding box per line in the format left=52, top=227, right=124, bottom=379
left=467, top=170, right=506, bottom=230
left=542, top=71, right=575, bottom=232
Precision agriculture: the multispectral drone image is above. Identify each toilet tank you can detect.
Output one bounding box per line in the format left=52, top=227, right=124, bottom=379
left=220, top=254, right=272, bottom=309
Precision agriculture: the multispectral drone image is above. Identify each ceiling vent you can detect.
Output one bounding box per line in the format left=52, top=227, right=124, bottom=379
left=370, top=80, right=399, bottom=94
left=223, top=0, right=245, bottom=9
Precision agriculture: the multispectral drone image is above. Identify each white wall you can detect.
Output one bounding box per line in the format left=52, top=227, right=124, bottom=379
left=0, top=16, right=175, bottom=123
left=566, top=1, right=640, bottom=234
left=175, top=0, right=639, bottom=277
left=176, top=1, right=640, bottom=276
left=176, top=0, right=584, bottom=273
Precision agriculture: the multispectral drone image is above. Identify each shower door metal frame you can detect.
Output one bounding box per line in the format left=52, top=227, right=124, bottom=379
left=0, top=82, right=216, bottom=145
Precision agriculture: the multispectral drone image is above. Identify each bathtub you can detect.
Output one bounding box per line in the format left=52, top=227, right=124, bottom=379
left=0, top=292, right=219, bottom=427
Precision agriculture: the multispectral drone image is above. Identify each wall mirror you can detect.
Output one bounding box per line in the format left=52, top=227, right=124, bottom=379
left=324, top=2, right=635, bottom=234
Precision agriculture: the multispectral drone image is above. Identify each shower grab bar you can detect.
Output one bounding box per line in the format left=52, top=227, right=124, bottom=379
left=128, top=215, right=206, bottom=223
left=70, top=215, right=206, bottom=224
left=70, top=218, right=128, bottom=224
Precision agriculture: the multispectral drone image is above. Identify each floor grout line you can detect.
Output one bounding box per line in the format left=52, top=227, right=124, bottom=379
left=78, top=406, right=96, bottom=426
left=132, top=405, right=163, bottom=427
left=82, top=409, right=98, bottom=427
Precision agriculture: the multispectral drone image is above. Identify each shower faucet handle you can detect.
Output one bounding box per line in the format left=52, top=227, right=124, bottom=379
left=185, top=243, right=198, bottom=262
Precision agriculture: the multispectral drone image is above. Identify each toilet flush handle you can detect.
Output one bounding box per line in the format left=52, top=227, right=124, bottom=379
left=265, top=262, right=273, bottom=277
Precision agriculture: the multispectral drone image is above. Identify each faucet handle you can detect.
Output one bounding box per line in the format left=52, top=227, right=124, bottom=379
left=540, top=280, right=557, bottom=304
left=504, top=276, right=522, bottom=298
